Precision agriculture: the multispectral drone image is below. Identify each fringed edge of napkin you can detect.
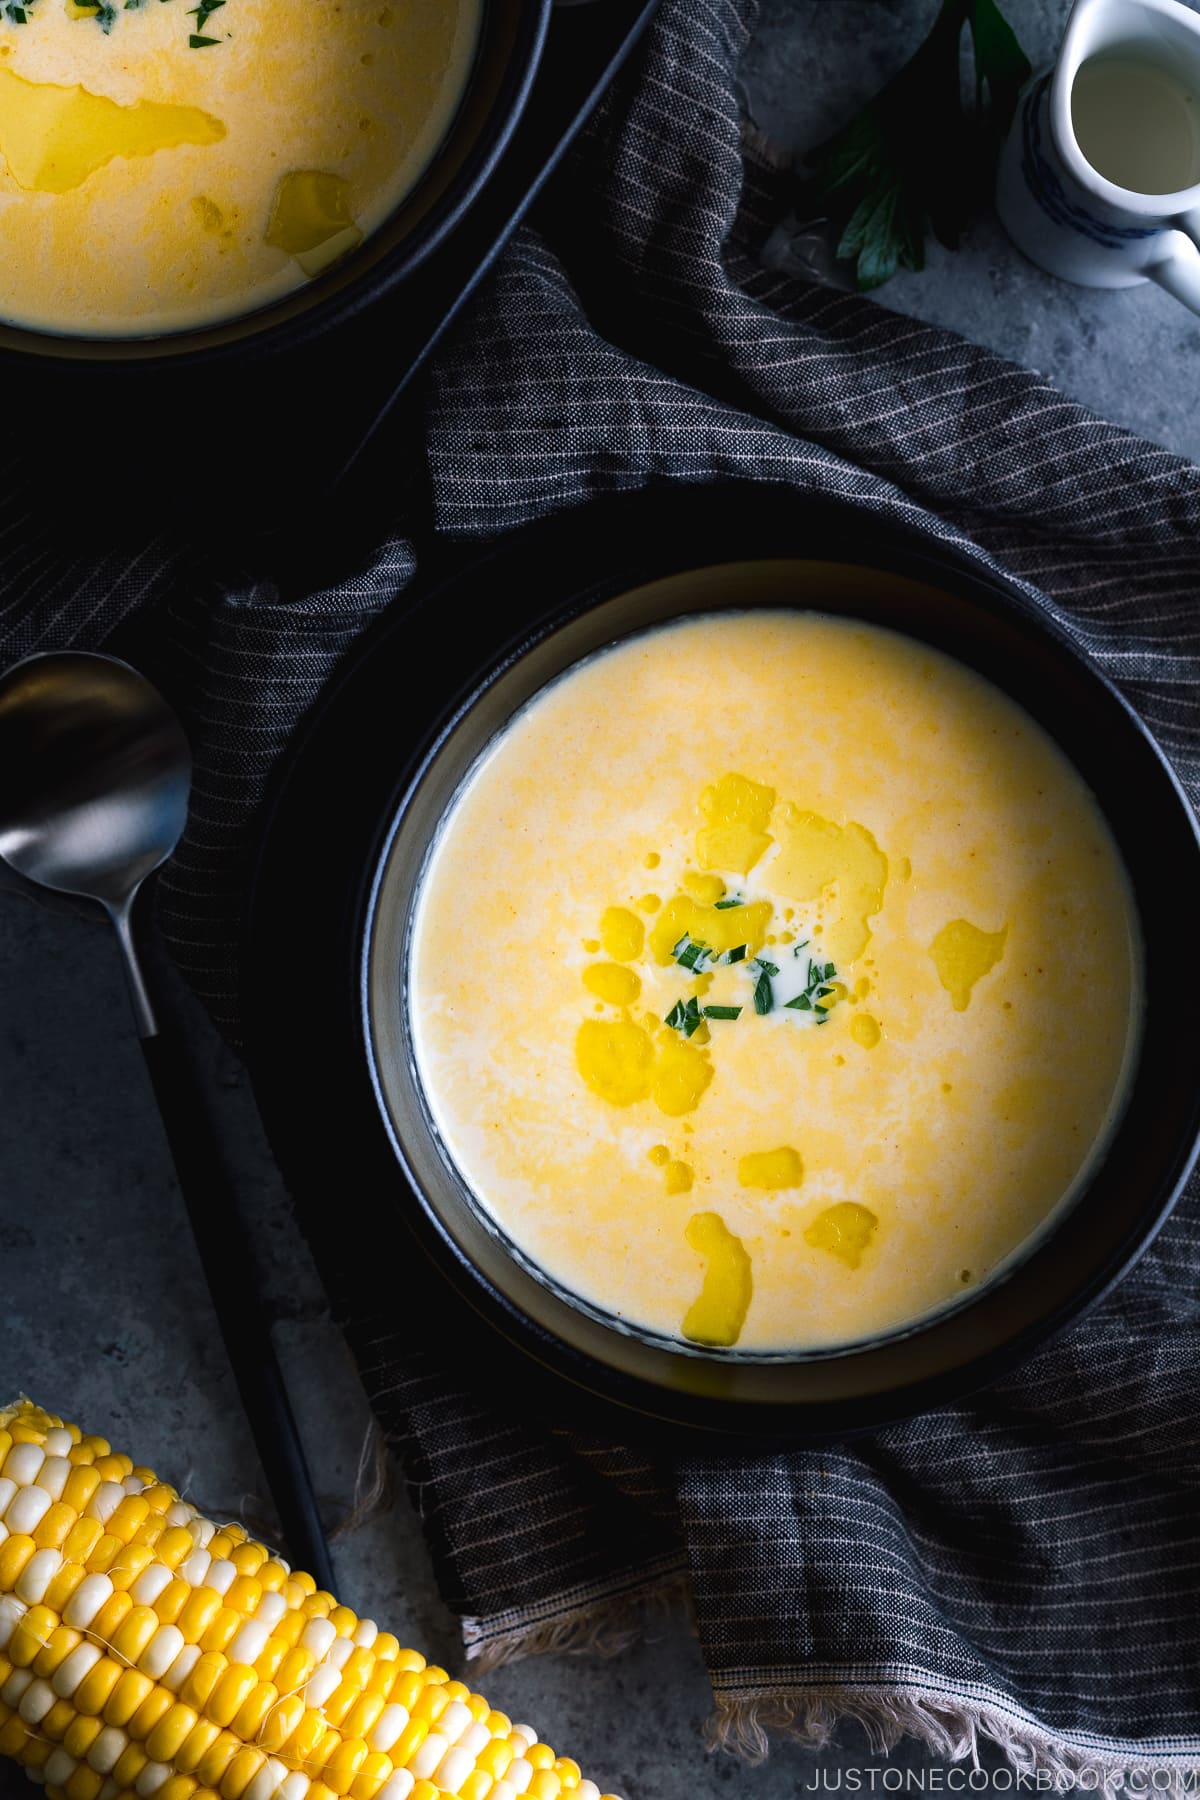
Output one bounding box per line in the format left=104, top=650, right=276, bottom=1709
left=461, top=1561, right=692, bottom=1676
left=708, top=1678, right=1200, bottom=1787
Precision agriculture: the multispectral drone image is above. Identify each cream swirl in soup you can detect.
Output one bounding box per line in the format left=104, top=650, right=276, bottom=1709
left=0, top=0, right=480, bottom=335
left=409, top=611, right=1140, bottom=1354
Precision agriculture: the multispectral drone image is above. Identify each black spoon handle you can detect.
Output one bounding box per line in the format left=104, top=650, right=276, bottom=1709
left=140, top=1025, right=335, bottom=1592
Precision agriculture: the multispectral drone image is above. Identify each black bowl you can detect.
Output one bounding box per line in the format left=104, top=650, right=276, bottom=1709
left=0, top=0, right=550, bottom=370
left=245, top=483, right=1200, bottom=1444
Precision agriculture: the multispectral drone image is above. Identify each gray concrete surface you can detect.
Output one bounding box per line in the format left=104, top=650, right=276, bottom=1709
left=1, top=4, right=1193, bottom=1798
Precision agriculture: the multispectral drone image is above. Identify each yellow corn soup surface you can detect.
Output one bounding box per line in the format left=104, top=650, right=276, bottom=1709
left=0, top=0, right=479, bottom=335
left=410, top=611, right=1140, bottom=1354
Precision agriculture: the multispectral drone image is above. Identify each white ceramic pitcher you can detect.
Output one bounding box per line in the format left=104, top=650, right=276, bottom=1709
left=996, top=0, right=1200, bottom=312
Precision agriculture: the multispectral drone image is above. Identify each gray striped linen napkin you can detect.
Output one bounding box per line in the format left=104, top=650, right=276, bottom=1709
left=3, top=0, right=1200, bottom=1781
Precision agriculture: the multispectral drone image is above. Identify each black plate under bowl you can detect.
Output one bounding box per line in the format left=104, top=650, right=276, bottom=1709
left=244, top=482, right=1200, bottom=1445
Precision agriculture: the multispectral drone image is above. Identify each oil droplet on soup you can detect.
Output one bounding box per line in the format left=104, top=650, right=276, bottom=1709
left=0, top=66, right=223, bottom=191
left=409, top=611, right=1139, bottom=1354
left=265, top=169, right=362, bottom=277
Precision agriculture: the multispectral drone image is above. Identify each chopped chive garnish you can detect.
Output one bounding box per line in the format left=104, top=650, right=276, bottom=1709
left=785, top=993, right=812, bottom=1011
left=753, top=969, right=774, bottom=1015
left=792, top=940, right=810, bottom=955
left=755, top=958, right=779, bottom=977
left=714, top=897, right=743, bottom=909
left=702, top=1004, right=742, bottom=1020
left=664, top=1000, right=686, bottom=1029
left=725, top=944, right=747, bottom=965
left=672, top=934, right=711, bottom=973
left=189, top=29, right=218, bottom=40
left=666, top=996, right=704, bottom=1038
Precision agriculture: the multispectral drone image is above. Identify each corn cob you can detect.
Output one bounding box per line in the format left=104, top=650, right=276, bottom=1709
left=0, top=1402, right=622, bottom=1800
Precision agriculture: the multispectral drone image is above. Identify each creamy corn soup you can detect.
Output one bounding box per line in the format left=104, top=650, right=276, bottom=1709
left=410, top=611, right=1140, bottom=1354
left=0, top=0, right=480, bottom=334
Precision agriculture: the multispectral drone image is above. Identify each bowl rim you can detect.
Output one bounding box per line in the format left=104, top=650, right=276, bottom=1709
left=245, top=483, right=1200, bottom=1443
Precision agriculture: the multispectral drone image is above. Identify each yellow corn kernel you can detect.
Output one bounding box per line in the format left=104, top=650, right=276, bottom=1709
left=146, top=1702, right=199, bottom=1764
left=183, top=1651, right=228, bottom=1712
left=271, top=1647, right=315, bottom=1697
left=155, top=1530, right=196, bottom=1572
left=9, top=1604, right=56, bottom=1667
left=62, top=1714, right=102, bottom=1760
left=0, top=1535, right=36, bottom=1590
left=284, top=1709, right=327, bottom=1770
left=419, top=1667, right=448, bottom=1686
left=40, top=1695, right=76, bottom=1739
left=341, top=1693, right=384, bottom=1742
left=0, top=1716, right=34, bottom=1759
left=65, top=1762, right=106, bottom=1800
left=74, top=1656, right=122, bottom=1716
left=84, top=1533, right=121, bottom=1576
left=252, top=1638, right=286, bottom=1684
left=442, top=1682, right=470, bottom=1705
left=130, top=1685, right=174, bottom=1740
left=460, top=1774, right=495, bottom=1800
left=528, top=1776, right=562, bottom=1800
left=94, top=1455, right=133, bottom=1484
left=255, top=1691, right=304, bottom=1754
left=392, top=1650, right=425, bottom=1676
left=476, top=1739, right=513, bottom=1780
left=9, top=1422, right=45, bottom=1445
left=219, top=1744, right=266, bottom=1800
left=104, top=1666, right=154, bottom=1728
left=178, top=1589, right=223, bottom=1645
left=328, top=1607, right=357, bottom=1638
left=390, top=1716, right=428, bottom=1767
left=62, top=1468, right=102, bottom=1515
left=111, top=1742, right=148, bottom=1789
left=230, top=1680, right=278, bottom=1743
left=408, top=1785, right=437, bottom=1800
left=32, top=1623, right=81, bottom=1679
left=322, top=1735, right=368, bottom=1795
left=44, top=1560, right=86, bottom=1616
left=81, top=1438, right=110, bottom=1461
left=206, top=1663, right=259, bottom=1729
left=158, top=1778, right=198, bottom=1800
left=465, top=1695, right=490, bottom=1724
left=200, top=1610, right=242, bottom=1656
left=196, top=1729, right=240, bottom=1789
left=410, top=1685, right=449, bottom=1727
left=225, top=1577, right=262, bottom=1616
left=287, top=1572, right=316, bottom=1599
left=34, top=1503, right=76, bottom=1552
left=139, top=1516, right=166, bottom=1551
left=0, top=1431, right=11, bottom=1465
left=308, top=1783, right=338, bottom=1800
left=301, top=1594, right=332, bottom=1621
left=323, top=1678, right=366, bottom=1729
left=371, top=1636, right=399, bottom=1664
left=21, top=1734, right=50, bottom=1771
left=88, top=1588, right=133, bottom=1643
left=387, top=1672, right=423, bottom=1713
left=175, top=1717, right=222, bottom=1774
left=63, top=1520, right=104, bottom=1566
left=554, top=1758, right=582, bottom=1787
left=110, top=1604, right=159, bottom=1665
left=484, top=1713, right=511, bottom=1741
left=527, top=1743, right=556, bottom=1770
left=272, top=1611, right=305, bottom=1651
left=154, top=1578, right=191, bottom=1626
left=350, top=1751, right=392, bottom=1800
left=67, top=1447, right=94, bottom=1467
left=106, top=1544, right=155, bottom=1592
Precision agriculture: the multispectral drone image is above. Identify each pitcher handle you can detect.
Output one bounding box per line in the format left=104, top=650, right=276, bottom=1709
left=1148, top=226, right=1200, bottom=315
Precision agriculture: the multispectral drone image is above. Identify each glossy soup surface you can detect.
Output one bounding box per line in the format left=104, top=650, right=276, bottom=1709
left=0, top=0, right=480, bottom=335
left=409, top=611, right=1140, bottom=1354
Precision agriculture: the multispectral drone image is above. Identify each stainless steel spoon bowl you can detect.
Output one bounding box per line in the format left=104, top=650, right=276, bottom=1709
left=0, top=651, right=333, bottom=1586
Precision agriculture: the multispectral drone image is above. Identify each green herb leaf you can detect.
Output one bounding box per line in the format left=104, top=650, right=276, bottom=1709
left=792, top=941, right=810, bottom=955
left=753, top=969, right=774, bottom=1016
left=805, top=0, right=1031, bottom=291
left=702, top=1005, right=743, bottom=1020
left=188, top=29, right=218, bottom=41
left=664, top=1001, right=686, bottom=1031
left=666, top=996, right=705, bottom=1038
left=755, top=959, right=779, bottom=977
left=786, top=994, right=813, bottom=1011
left=714, top=897, right=743, bottom=910
left=725, top=944, right=747, bottom=965
left=673, top=933, right=711, bottom=973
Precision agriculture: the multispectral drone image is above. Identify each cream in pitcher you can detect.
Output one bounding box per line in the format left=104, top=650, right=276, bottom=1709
left=997, top=0, right=1200, bottom=312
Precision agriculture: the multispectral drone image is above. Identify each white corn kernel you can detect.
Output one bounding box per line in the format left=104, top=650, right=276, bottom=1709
left=433, top=1746, right=475, bottom=1792
left=490, top=1784, right=517, bottom=1800
left=206, top=1560, right=236, bottom=1596
left=164, top=1503, right=192, bottom=1528
left=507, top=1760, right=534, bottom=1795
left=43, top=1430, right=73, bottom=1458
left=97, top=1782, right=121, bottom=1800
left=326, top=1637, right=353, bottom=1671
left=135, top=1761, right=171, bottom=1797
left=19, top=1676, right=57, bottom=1723
left=123, top=1475, right=148, bottom=1497
left=509, top=1729, right=535, bottom=1754
left=1, top=1667, right=33, bottom=1707
left=190, top=1518, right=214, bottom=1548
left=131, top=1564, right=173, bottom=1607
left=65, top=1573, right=113, bottom=1629
left=278, top=1774, right=310, bottom=1800
left=179, top=1550, right=211, bottom=1589
left=16, top=1548, right=63, bottom=1605
left=4, top=1444, right=46, bottom=1487
left=407, top=1733, right=447, bottom=1780
left=255, top=1593, right=287, bottom=1631
left=0, top=1479, right=16, bottom=1515
left=86, top=1483, right=125, bottom=1526
left=140, top=1623, right=185, bottom=1680
left=303, top=1665, right=340, bottom=1709
left=0, top=1593, right=25, bottom=1651
left=228, top=1619, right=270, bottom=1666
left=44, top=1749, right=76, bottom=1787
left=367, top=1704, right=409, bottom=1754
left=244, top=1756, right=288, bottom=1800
left=351, top=1620, right=377, bottom=1648
left=87, top=1729, right=126, bottom=1775
left=6, top=1486, right=52, bottom=1535
left=575, top=1786, right=600, bottom=1800
left=52, top=1643, right=102, bottom=1698
left=0, top=1523, right=9, bottom=1549
left=438, top=1702, right=472, bottom=1746
left=375, top=1775, right=414, bottom=1800
left=458, top=1722, right=492, bottom=1760
left=161, top=1643, right=201, bottom=1693
left=300, top=1619, right=335, bottom=1660
left=39, top=1458, right=71, bottom=1502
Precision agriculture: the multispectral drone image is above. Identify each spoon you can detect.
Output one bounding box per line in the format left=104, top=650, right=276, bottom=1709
left=0, top=650, right=334, bottom=1590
